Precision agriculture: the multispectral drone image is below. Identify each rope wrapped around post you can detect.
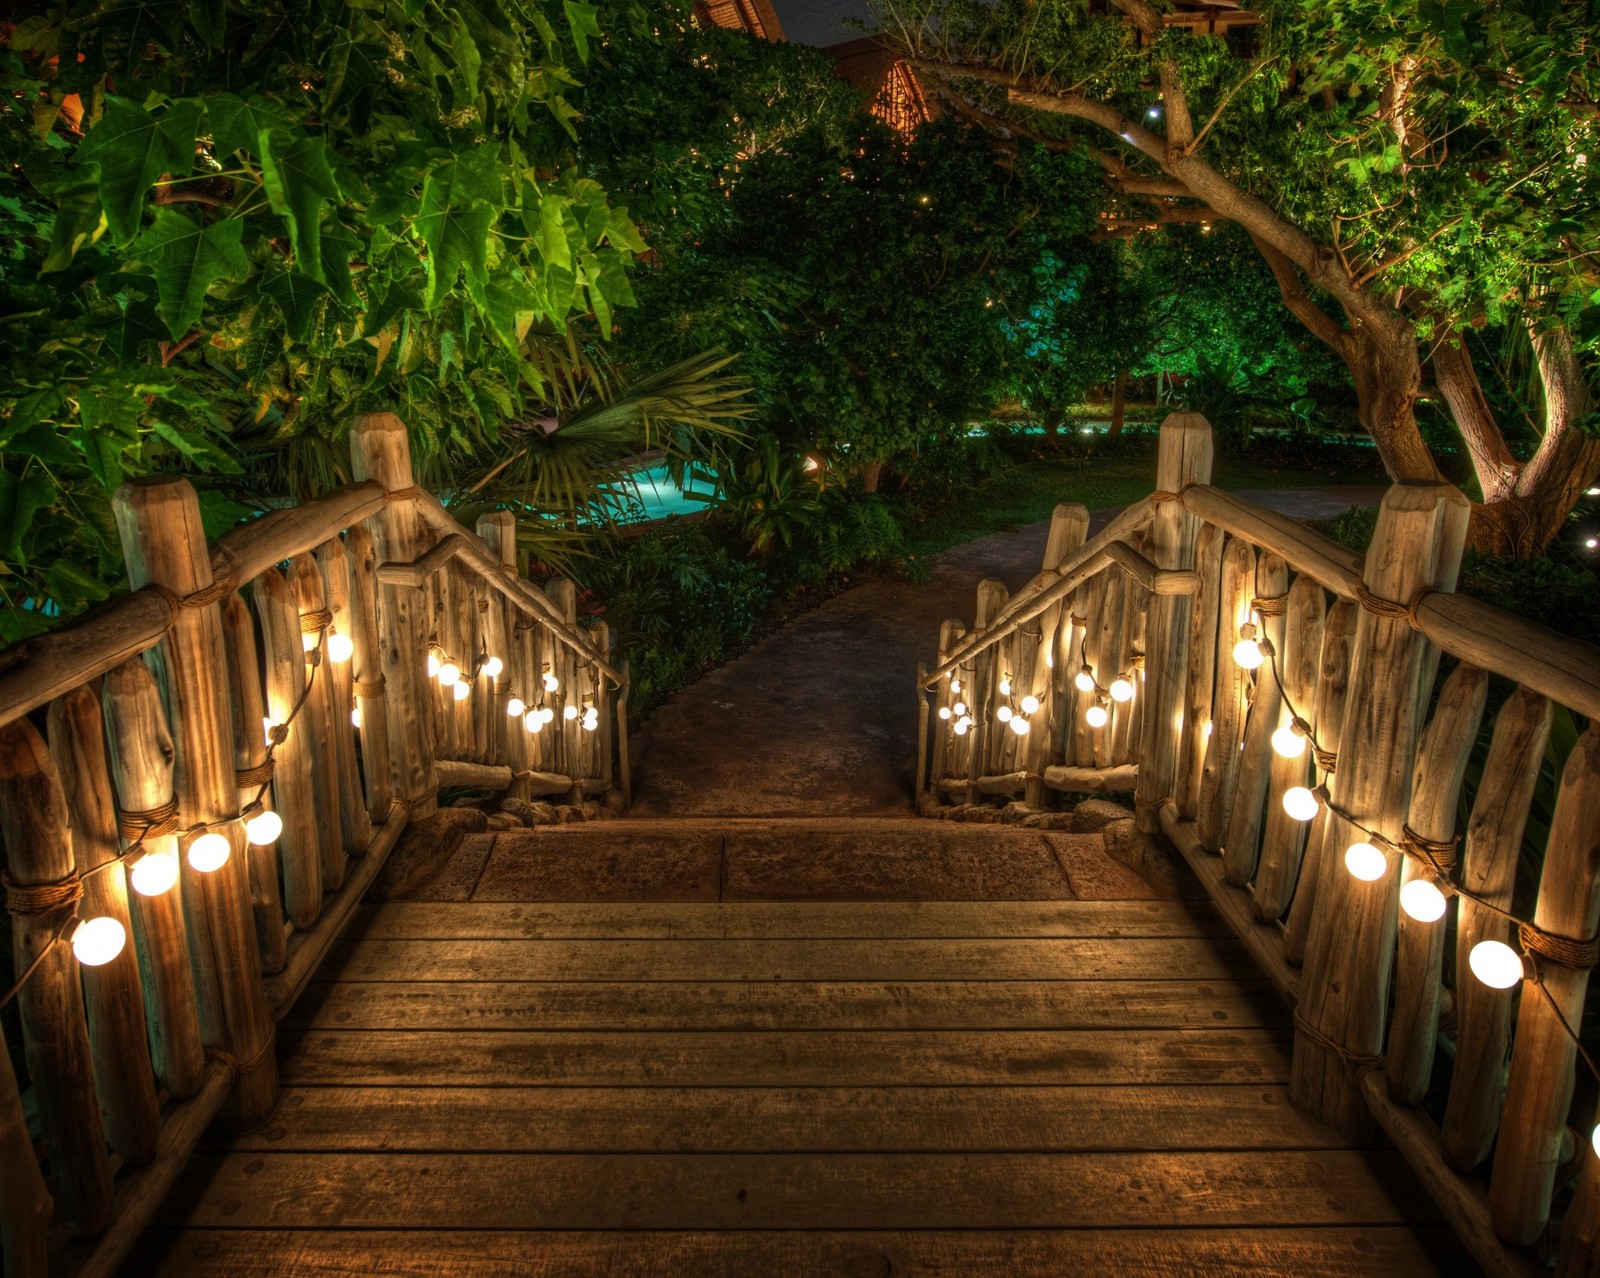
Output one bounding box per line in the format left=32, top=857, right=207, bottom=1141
left=116, top=796, right=181, bottom=842
left=1355, top=580, right=1437, bottom=631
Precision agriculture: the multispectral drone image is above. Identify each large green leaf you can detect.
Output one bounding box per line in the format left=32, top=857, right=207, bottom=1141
left=0, top=468, right=54, bottom=565
left=133, top=208, right=250, bottom=337
left=415, top=149, right=502, bottom=309
left=41, top=172, right=108, bottom=274
left=563, top=1, right=601, bottom=63
left=206, top=93, right=292, bottom=156
left=77, top=96, right=203, bottom=246
left=258, top=267, right=331, bottom=340
left=259, top=129, right=341, bottom=284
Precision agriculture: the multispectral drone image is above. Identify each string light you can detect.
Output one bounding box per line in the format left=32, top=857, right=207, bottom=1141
left=1107, top=679, right=1132, bottom=704
left=1399, top=877, right=1448, bottom=922
left=1009, top=716, right=1029, bottom=736
left=524, top=709, right=544, bottom=734
left=1271, top=723, right=1308, bottom=758
left=999, top=675, right=1012, bottom=695
left=542, top=667, right=560, bottom=692
left=301, top=629, right=320, bottom=654
left=245, top=809, right=283, bottom=846
left=71, top=918, right=127, bottom=967
left=950, top=677, right=962, bottom=694
left=350, top=705, right=362, bottom=729
left=954, top=715, right=972, bottom=736
left=1343, top=840, right=1386, bottom=881
left=438, top=660, right=461, bottom=687
left=1282, top=785, right=1321, bottom=821
left=186, top=831, right=231, bottom=872
left=1020, top=694, right=1041, bottom=714
left=482, top=655, right=503, bottom=679
left=507, top=696, right=527, bottom=718
left=563, top=703, right=579, bottom=721
left=1468, top=940, right=1525, bottom=990
left=938, top=706, right=952, bottom=721
left=452, top=680, right=470, bottom=702
left=130, top=850, right=180, bottom=898
left=1085, top=703, right=1109, bottom=729
left=326, top=631, right=354, bottom=663
left=427, top=646, right=442, bottom=678
left=953, top=701, right=968, bottom=717
left=1233, top=629, right=1265, bottom=670
left=996, top=705, right=1013, bottom=723
left=1074, top=669, right=1096, bottom=693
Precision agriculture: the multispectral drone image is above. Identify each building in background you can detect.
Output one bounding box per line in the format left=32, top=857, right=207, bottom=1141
left=824, top=37, right=935, bottom=134
left=694, top=0, right=785, bottom=41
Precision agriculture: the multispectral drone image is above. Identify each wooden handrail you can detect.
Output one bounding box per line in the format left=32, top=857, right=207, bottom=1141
left=1178, top=485, right=1364, bottom=597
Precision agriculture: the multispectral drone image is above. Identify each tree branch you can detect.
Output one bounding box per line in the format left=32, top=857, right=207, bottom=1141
left=1246, top=230, right=1350, bottom=355
left=1428, top=330, right=1521, bottom=502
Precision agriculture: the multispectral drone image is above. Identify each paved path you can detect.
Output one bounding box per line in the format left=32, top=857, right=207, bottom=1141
left=628, top=487, right=1383, bottom=818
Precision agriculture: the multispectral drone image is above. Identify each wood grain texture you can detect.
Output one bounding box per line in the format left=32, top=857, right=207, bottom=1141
left=1221, top=551, right=1288, bottom=888
left=1196, top=537, right=1256, bottom=851
left=291, top=552, right=347, bottom=892
left=1177, top=520, right=1223, bottom=819
left=315, top=535, right=371, bottom=852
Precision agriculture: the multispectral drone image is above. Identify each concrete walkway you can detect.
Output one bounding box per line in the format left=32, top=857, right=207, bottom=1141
left=628, top=486, right=1383, bottom=818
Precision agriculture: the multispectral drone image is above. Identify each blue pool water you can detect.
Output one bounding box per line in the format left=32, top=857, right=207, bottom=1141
left=601, top=463, right=716, bottom=524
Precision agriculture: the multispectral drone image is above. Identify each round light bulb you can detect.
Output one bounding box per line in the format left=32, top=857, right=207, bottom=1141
left=483, top=656, right=503, bottom=679
left=999, top=677, right=1011, bottom=695
left=1592, top=1124, right=1600, bottom=1160
left=563, top=704, right=579, bottom=721
left=997, top=706, right=1013, bottom=723
left=1271, top=725, right=1307, bottom=758
left=1469, top=939, right=1525, bottom=989
left=542, top=671, right=560, bottom=692
left=1074, top=670, right=1096, bottom=693
left=130, top=850, right=180, bottom=897
left=1009, top=716, right=1029, bottom=736
left=525, top=710, right=544, bottom=734
left=438, top=661, right=461, bottom=687
left=452, top=679, right=471, bottom=702
left=953, top=717, right=970, bottom=736
left=1282, top=786, right=1320, bottom=821
left=1107, top=679, right=1132, bottom=704
left=1020, top=694, right=1041, bottom=714
left=263, top=717, right=275, bottom=747
left=427, top=651, right=442, bottom=677
left=301, top=630, right=320, bottom=654
left=953, top=701, right=968, bottom=717
left=351, top=705, right=362, bottom=729
left=1399, top=877, right=1448, bottom=923
left=583, top=715, right=599, bottom=733
left=1233, top=639, right=1265, bottom=670
left=72, top=917, right=127, bottom=967
left=187, top=831, right=231, bottom=873
left=245, top=809, right=283, bottom=846
left=327, top=631, right=354, bottom=663
left=950, top=678, right=961, bottom=694
left=507, top=696, right=527, bottom=718
left=938, top=706, right=951, bottom=721
left=539, top=706, right=555, bottom=725
left=1343, top=841, right=1387, bottom=881
left=1086, top=704, right=1109, bottom=728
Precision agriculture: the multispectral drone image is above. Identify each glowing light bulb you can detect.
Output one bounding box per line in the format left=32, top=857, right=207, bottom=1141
left=1282, top=786, right=1320, bottom=821
left=539, top=706, right=555, bottom=725
left=1074, top=670, right=1096, bottom=693
left=1020, top=694, right=1041, bottom=714
left=245, top=809, right=283, bottom=846
left=438, top=661, right=461, bottom=687
left=953, top=702, right=968, bottom=717
left=950, top=678, right=961, bottom=694
left=999, top=677, right=1012, bottom=695
left=582, top=714, right=599, bottom=733
left=1233, top=639, right=1264, bottom=670
left=953, top=718, right=970, bottom=737
left=525, top=710, right=544, bottom=734
left=452, top=679, right=470, bottom=701
left=563, top=704, right=579, bottom=721
left=427, top=650, right=442, bottom=678
left=301, top=629, right=320, bottom=654
left=483, top=656, right=503, bottom=679
left=72, top=917, right=127, bottom=967
left=938, top=706, right=952, bottom=721
left=187, top=831, right=231, bottom=872
left=1469, top=939, right=1524, bottom=989
left=1086, top=704, right=1109, bottom=728
left=542, top=671, right=560, bottom=692
left=997, top=705, right=1013, bottom=723
left=1400, top=877, right=1448, bottom=922
left=1107, top=679, right=1132, bottom=704
left=351, top=705, right=362, bottom=729
left=263, top=717, right=275, bottom=747
left=130, top=850, right=180, bottom=897
left=327, top=631, right=354, bottom=663
left=1271, top=725, right=1307, bottom=758
left=1009, top=716, right=1029, bottom=736
left=1343, top=841, right=1386, bottom=881
left=1592, top=1124, right=1600, bottom=1160
left=507, top=696, right=527, bottom=718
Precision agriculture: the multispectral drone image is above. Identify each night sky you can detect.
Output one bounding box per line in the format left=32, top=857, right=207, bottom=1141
left=769, top=0, right=878, bottom=46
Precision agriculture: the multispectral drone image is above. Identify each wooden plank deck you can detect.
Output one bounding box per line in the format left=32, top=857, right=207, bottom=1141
left=124, top=899, right=1476, bottom=1276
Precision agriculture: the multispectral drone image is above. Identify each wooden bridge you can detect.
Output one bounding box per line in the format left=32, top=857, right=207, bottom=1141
left=1, top=413, right=1597, bottom=1277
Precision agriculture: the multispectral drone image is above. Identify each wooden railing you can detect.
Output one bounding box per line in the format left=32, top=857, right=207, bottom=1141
left=917, top=412, right=1600, bottom=1277
left=0, top=411, right=628, bottom=1278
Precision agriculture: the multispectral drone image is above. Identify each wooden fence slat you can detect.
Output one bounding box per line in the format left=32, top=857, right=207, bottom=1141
left=1028, top=506, right=1090, bottom=807
left=102, top=659, right=207, bottom=1098
left=1221, top=551, right=1288, bottom=888
left=291, top=552, right=347, bottom=894
left=1195, top=537, right=1255, bottom=851
left=220, top=592, right=287, bottom=975
left=316, top=536, right=371, bottom=852
left=0, top=718, right=114, bottom=1234
left=1490, top=724, right=1600, bottom=1245
left=969, top=580, right=1009, bottom=805
left=1384, top=664, right=1487, bottom=1103
left=47, top=687, right=162, bottom=1165
left=0, top=1024, right=51, bottom=1278
left=1176, top=521, right=1223, bottom=820
left=1441, top=688, right=1554, bottom=1170
left=343, top=524, right=393, bottom=822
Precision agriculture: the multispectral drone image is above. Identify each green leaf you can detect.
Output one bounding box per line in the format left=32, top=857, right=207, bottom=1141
left=361, top=277, right=425, bottom=338
left=538, top=195, right=572, bottom=269
left=480, top=272, right=538, bottom=350
left=206, top=93, right=291, bottom=156
left=149, top=420, right=243, bottom=472
left=41, top=172, right=109, bottom=274
left=102, top=293, right=166, bottom=363
left=0, top=468, right=54, bottom=564
left=415, top=152, right=502, bottom=309
left=77, top=431, right=129, bottom=491
left=43, top=560, right=112, bottom=609
left=258, top=267, right=330, bottom=340
left=318, top=224, right=362, bottom=307
left=77, top=96, right=204, bottom=246
left=563, top=0, right=601, bottom=63
left=132, top=207, right=250, bottom=338
left=187, top=0, right=226, bottom=48
left=605, top=206, right=647, bottom=254
left=259, top=129, right=341, bottom=284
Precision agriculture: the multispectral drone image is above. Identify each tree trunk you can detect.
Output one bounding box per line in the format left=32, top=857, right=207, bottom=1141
left=861, top=461, right=884, bottom=493
left=1109, top=370, right=1128, bottom=437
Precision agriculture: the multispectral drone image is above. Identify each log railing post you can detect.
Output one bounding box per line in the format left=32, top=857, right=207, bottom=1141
left=1292, top=481, right=1469, bottom=1139
left=290, top=553, right=346, bottom=892
left=113, top=476, right=279, bottom=1130
left=1134, top=411, right=1213, bottom=833
left=0, top=1029, right=51, bottom=1278
left=349, top=412, right=437, bottom=820
left=1026, top=504, right=1089, bottom=808
left=316, top=536, right=372, bottom=851
left=476, top=512, right=522, bottom=786
left=343, top=524, right=393, bottom=822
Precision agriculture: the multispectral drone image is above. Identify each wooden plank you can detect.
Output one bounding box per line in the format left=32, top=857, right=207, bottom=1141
left=317, top=935, right=1256, bottom=983
left=154, top=1148, right=1431, bottom=1231
left=1196, top=536, right=1255, bottom=850
left=1221, top=551, right=1288, bottom=888
left=348, top=899, right=1234, bottom=941
left=286, top=978, right=1282, bottom=1032
left=1179, top=484, right=1364, bottom=598
left=224, top=1083, right=1338, bottom=1153
left=275, top=1027, right=1290, bottom=1087
left=122, top=1225, right=1479, bottom=1278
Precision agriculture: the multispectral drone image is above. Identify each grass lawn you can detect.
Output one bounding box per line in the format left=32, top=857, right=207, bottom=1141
left=901, top=434, right=1387, bottom=559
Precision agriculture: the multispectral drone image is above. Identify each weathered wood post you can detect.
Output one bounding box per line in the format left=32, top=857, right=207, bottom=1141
left=1134, top=412, right=1213, bottom=831
left=0, top=1031, right=51, bottom=1278
left=48, top=687, right=162, bottom=1165
left=1176, top=521, right=1222, bottom=818
left=316, top=536, right=372, bottom=851
left=290, top=553, right=346, bottom=891
left=477, top=511, right=525, bottom=791
left=1196, top=537, right=1255, bottom=850
left=114, top=476, right=279, bottom=1130
left=343, top=524, right=393, bottom=822
left=1221, top=551, right=1288, bottom=886
left=1292, top=481, right=1468, bottom=1139
left=349, top=412, right=438, bottom=819
left=1026, top=504, right=1089, bottom=808
left=0, top=718, right=114, bottom=1234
